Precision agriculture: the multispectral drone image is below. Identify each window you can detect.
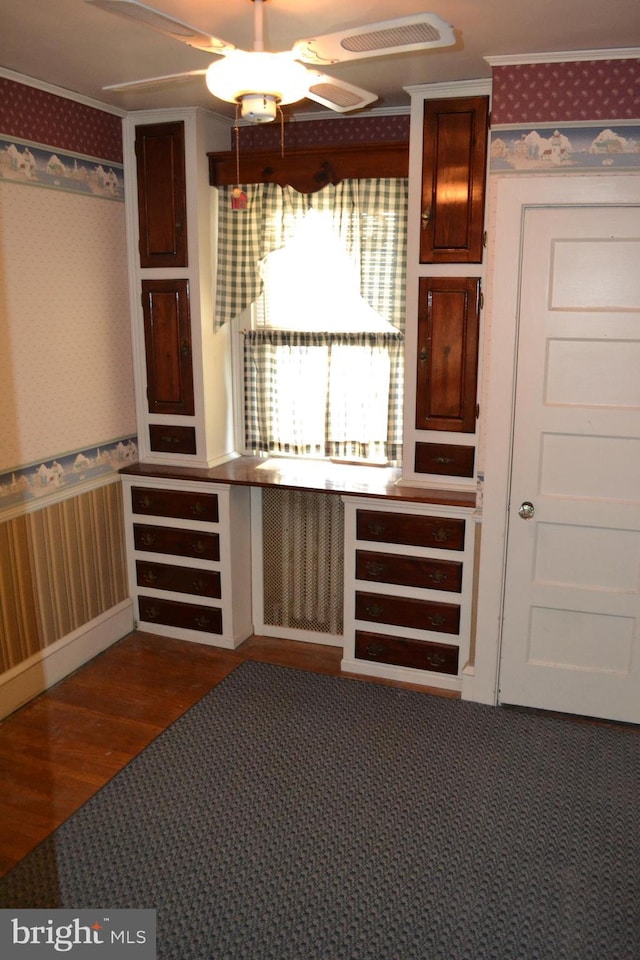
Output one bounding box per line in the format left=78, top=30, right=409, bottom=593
left=215, top=177, right=407, bottom=464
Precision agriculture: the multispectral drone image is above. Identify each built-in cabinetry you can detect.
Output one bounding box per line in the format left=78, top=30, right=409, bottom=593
left=403, top=85, right=490, bottom=489
left=124, top=108, right=232, bottom=469
left=121, top=473, right=252, bottom=648
left=342, top=497, right=477, bottom=691
left=122, top=98, right=487, bottom=692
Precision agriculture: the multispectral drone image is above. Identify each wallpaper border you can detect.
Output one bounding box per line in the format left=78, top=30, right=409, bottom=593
left=0, top=436, right=138, bottom=517
left=0, top=134, right=125, bottom=200
left=490, top=121, right=640, bottom=174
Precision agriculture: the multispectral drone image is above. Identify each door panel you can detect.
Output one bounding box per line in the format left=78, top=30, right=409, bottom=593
left=498, top=205, right=640, bottom=724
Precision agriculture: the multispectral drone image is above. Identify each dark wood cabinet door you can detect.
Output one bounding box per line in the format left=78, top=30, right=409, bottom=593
left=135, top=121, right=188, bottom=268
left=141, top=279, right=194, bottom=416
left=420, top=96, right=489, bottom=263
left=416, top=277, right=480, bottom=433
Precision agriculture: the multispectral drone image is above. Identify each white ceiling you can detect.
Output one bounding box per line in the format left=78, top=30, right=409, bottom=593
left=2, top=0, right=640, bottom=119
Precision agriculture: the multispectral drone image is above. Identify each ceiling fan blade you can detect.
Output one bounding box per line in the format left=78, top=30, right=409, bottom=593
left=304, top=73, right=378, bottom=113
left=85, top=0, right=235, bottom=56
left=293, top=13, right=455, bottom=65
left=103, top=69, right=207, bottom=92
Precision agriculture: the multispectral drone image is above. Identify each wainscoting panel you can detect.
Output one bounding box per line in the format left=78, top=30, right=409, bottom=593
left=0, top=480, right=129, bottom=674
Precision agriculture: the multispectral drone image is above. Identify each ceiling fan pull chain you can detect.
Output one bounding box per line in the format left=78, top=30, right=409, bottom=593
left=279, top=106, right=285, bottom=158
left=235, top=106, right=241, bottom=185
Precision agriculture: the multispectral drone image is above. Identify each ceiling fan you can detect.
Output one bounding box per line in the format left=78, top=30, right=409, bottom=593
left=87, top=0, right=456, bottom=123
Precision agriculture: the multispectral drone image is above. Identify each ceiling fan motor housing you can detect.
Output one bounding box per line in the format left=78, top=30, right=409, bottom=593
left=240, top=93, right=278, bottom=123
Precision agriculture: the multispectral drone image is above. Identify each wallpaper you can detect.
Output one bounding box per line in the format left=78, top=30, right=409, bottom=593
left=490, top=58, right=640, bottom=174
left=0, top=176, right=136, bottom=489
left=236, top=113, right=410, bottom=150
left=0, top=77, right=123, bottom=162
left=491, top=59, right=640, bottom=125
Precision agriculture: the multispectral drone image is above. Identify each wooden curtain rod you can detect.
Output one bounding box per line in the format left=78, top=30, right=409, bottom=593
left=208, top=140, right=409, bottom=194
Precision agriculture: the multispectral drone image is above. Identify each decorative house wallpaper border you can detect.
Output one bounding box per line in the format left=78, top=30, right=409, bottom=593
left=490, top=121, right=640, bottom=174
left=0, top=135, right=125, bottom=200
left=0, top=436, right=138, bottom=516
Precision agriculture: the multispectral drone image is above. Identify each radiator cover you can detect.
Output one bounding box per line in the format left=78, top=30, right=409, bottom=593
left=262, top=488, right=344, bottom=635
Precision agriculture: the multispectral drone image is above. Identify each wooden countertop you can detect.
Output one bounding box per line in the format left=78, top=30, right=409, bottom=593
left=120, top=456, right=477, bottom=509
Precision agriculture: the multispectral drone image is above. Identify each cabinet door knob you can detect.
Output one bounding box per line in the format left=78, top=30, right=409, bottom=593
left=421, top=207, right=432, bottom=226
left=418, top=348, right=428, bottom=363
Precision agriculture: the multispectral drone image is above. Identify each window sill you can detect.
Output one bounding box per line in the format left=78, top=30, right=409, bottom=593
left=120, top=455, right=476, bottom=509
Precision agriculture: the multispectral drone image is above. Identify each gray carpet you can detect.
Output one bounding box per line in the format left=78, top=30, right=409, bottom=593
left=1, top=661, right=639, bottom=959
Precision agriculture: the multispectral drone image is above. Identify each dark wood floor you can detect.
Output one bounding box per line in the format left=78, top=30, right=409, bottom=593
left=0, top=631, right=457, bottom=878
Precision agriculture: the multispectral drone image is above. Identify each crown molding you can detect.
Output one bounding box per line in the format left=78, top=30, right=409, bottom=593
left=404, top=79, right=492, bottom=99
left=485, top=48, right=640, bottom=67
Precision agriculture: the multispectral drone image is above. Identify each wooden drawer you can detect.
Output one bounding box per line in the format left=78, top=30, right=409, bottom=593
left=136, top=560, right=221, bottom=598
left=355, top=630, right=459, bottom=675
left=149, top=424, right=197, bottom=455
left=133, top=524, right=220, bottom=561
left=355, top=591, right=460, bottom=635
left=356, top=550, right=462, bottom=593
left=138, top=595, right=222, bottom=635
left=131, top=486, right=219, bottom=522
left=415, top=441, right=475, bottom=478
left=356, top=509, right=465, bottom=551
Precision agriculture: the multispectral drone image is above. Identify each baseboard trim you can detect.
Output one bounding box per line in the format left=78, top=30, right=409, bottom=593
left=0, top=600, right=134, bottom=720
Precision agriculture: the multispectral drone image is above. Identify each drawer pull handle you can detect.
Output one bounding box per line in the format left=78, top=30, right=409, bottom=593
left=145, top=605, right=160, bottom=620
left=138, top=495, right=154, bottom=509
left=428, top=570, right=447, bottom=584
left=194, top=615, right=212, bottom=628
left=433, top=456, right=454, bottom=465
left=190, top=502, right=206, bottom=516
left=365, top=641, right=386, bottom=658
left=191, top=540, right=207, bottom=555
left=161, top=434, right=181, bottom=444
left=192, top=578, right=207, bottom=594
left=365, top=604, right=385, bottom=618
left=141, top=569, right=158, bottom=584
left=365, top=561, right=385, bottom=577
left=426, top=651, right=447, bottom=667
left=367, top=523, right=386, bottom=536
left=140, top=533, right=157, bottom=547
left=433, top=527, right=452, bottom=543
left=428, top=614, right=448, bottom=628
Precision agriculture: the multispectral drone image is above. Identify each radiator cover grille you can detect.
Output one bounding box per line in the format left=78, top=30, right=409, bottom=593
left=262, top=488, right=344, bottom=635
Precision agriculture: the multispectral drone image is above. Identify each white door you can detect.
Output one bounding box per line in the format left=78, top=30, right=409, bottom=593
left=498, top=202, right=640, bottom=724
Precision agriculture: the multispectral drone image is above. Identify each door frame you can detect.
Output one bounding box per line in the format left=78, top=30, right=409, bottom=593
left=466, top=173, right=640, bottom=708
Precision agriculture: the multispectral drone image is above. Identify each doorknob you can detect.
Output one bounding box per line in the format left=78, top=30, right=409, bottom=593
left=518, top=501, right=535, bottom=519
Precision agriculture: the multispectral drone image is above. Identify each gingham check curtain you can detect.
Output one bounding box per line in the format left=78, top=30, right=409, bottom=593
left=215, top=178, right=407, bottom=462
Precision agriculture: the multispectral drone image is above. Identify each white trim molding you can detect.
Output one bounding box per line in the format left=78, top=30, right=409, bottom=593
left=486, top=48, right=640, bottom=67
left=0, top=600, right=134, bottom=720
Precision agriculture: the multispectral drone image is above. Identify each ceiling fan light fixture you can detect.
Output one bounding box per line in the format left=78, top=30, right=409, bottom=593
left=205, top=51, right=310, bottom=109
